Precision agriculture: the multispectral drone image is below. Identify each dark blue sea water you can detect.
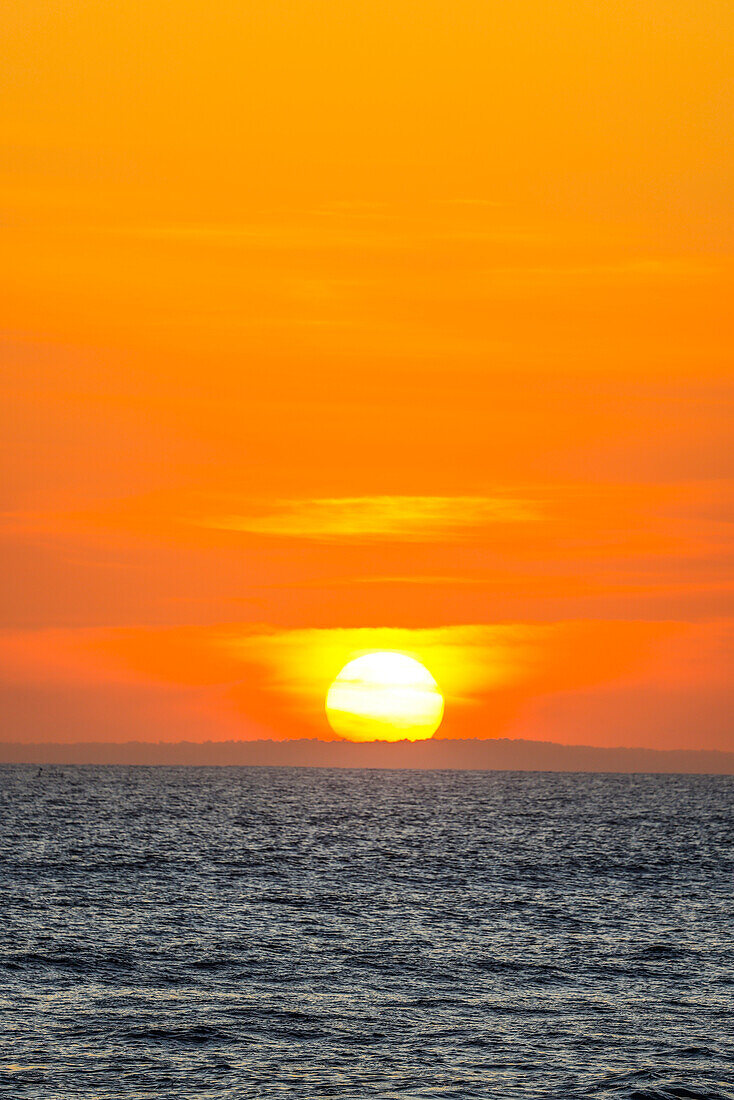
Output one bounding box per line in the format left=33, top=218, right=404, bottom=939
left=0, top=766, right=732, bottom=1099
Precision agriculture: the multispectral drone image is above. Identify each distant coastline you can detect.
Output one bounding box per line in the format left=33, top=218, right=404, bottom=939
left=1, top=738, right=732, bottom=774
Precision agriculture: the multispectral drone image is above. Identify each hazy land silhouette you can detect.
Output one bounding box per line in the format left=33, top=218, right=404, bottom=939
left=2, top=738, right=732, bottom=773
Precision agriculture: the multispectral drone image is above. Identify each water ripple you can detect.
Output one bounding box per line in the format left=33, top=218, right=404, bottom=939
left=0, top=766, right=731, bottom=1098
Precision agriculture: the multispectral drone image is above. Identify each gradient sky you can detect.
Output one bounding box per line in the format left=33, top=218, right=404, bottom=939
left=2, top=0, right=732, bottom=749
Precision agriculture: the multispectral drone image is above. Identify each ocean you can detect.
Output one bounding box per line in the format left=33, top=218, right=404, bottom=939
left=0, top=766, right=732, bottom=1099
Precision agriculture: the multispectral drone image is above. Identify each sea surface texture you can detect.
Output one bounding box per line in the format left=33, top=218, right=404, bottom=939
left=1, top=766, right=732, bottom=1100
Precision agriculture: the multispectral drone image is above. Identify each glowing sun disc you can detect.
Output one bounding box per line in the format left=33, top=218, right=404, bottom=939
left=325, top=651, right=444, bottom=742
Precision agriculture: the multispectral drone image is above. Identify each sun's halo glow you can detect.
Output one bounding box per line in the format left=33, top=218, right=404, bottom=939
left=325, top=651, right=444, bottom=742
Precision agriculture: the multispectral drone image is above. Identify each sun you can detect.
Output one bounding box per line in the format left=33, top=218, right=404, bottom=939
left=325, top=651, right=444, bottom=742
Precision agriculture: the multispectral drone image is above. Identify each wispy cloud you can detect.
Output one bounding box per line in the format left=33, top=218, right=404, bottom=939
left=206, top=495, right=537, bottom=541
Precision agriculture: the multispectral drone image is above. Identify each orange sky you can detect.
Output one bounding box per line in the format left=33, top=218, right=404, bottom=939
left=2, top=0, right=732, bottom=750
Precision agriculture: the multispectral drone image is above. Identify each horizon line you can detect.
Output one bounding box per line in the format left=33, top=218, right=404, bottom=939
left=1, top=737, right=731, bottom=775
